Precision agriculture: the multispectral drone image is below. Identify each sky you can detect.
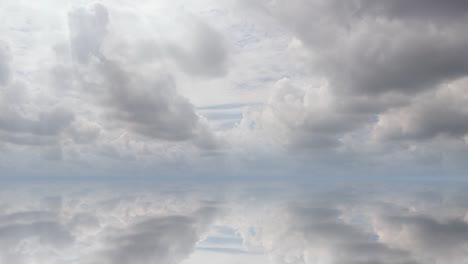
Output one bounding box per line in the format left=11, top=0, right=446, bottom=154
left=1, top=1, right=468, bottom=263
left=1, top=0, right=468, bottom=179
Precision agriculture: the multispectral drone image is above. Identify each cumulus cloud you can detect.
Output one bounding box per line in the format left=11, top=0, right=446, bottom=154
left=251, top=0, right=468, bottom=95
left=98, top=60, right=200, bottom=141
left=67, top=3, right=218, bottom=146
left=229, top=0, right=468, bottom=171
left=236, top=78, right=369, bottom=153
left=374, top=78, right=468, bottom=141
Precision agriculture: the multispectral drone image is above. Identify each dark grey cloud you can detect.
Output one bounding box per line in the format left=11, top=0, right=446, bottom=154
left=98, top=60, right=200, bottom=141
left=0, top=108, right=74, bottom=137
left=361, top=0, right=468, bottom=22
left=95, top=207, right=218, bottom=264
left=0, top=108, right=74, bottom=146
left=382, top=215, right=468, bottom=255
left=374, top=82, right=468, bottom=142
left=378, top=103, right=468, bottom=141
left=284, top=206, right=418, bottom=264
left=245, top=0, right=468, bottom=96
left=332, top=31, right=468, bottom=95
left=271, top=0, right=468, bottom=95
left=370, top=211, right=468, bottom=263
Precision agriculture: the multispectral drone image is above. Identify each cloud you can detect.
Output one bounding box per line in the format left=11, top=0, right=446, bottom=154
left=252, top=0, right=468, bottom=95
left=259, top=206, right=418, bottom=264
left=66, top=118, right=101, bottom=144
left=67, top=3, right=219, bottom=147
left=373, top=78, right=468, bottom=141
left=227, top=0, right=468, bottom=172
left=95, top=207, right=219, bottom=264
left=98, top=60, right=200, bottom=141
left=0, top=108, right=74, bottom=137
left=361, top=0, right=468, bottom=22
left=0, top=185, right=221, bottom=264
left=167, top=17, right=228, bottom=77
left=0, top=106, right=74, bottom=146
left=0, top=210, right=73, bottom=264
left=68, top=3, right=109, bottom=64
left=375, top=214, right=468, bottom=263
left=238, top=78, right=368, bottom=151
left=0, top=41, right=11, bottom=86
left=232, top=184, right=468, bottom=264
left=0, top=40, right=74, bottom=149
